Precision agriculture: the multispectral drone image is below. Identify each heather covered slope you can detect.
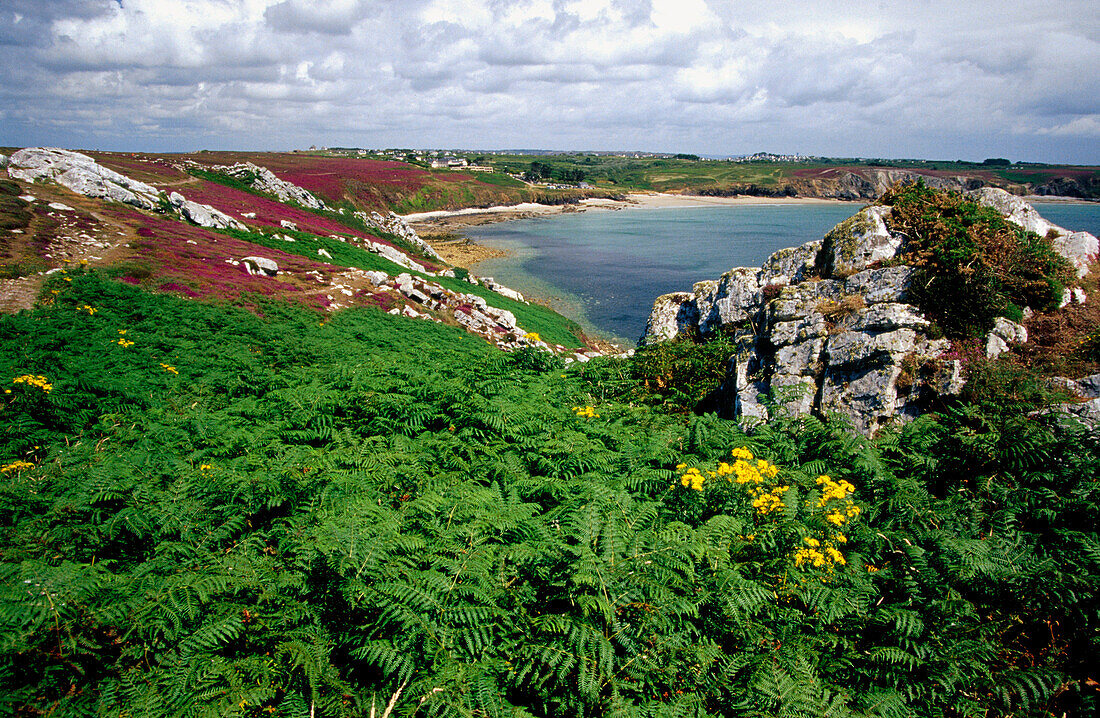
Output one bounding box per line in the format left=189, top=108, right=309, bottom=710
left=91, top=151, right=615, bottom=214
left=1, top=148, right=590, bottom=351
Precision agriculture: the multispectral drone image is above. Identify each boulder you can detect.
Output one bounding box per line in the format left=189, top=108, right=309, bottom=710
left=169, top=192, right=246, bottom=231
left=984, top=317, right=1028, bottom=358
left=641, top=292, right=698, bottom=343
left=821, top=205, right=899, bottom=277
left=1053, top=231, right=1100, bottom=279
left=0, top=153, right=8, bottom=170
left=240, top=256, right=279, bottom=277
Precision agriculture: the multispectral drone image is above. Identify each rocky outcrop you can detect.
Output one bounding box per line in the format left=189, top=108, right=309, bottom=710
left=0, top=154, right=8, bottom=170
left=212, top=162, right=328, bottom=210
left=356, top=211, right=444, bottom=262
left=1038, top=373, right=1100, bottom=428
left=8, top=147, right=163, bottom=210
left=970, top=188, right=1098, bottom=278
left=642, top=194, right=1095, bottom=435
left=5, top=148, right=248, bottom=233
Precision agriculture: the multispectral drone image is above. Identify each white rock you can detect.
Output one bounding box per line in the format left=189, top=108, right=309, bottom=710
left=317, top=248, right=333, bottom=259
left=169, top=192, right=246, bottom=231
left=822, top=205, right=899, bottom=277
left=760, top=240, right=822, bottom=285
left=1053, top=231, right=1100, bottom=279
left=240, top=256, right=279, bottom=276
left=213, top=162, right=328, bottom=210
left=47, top=202, right=74, bottom=211
left=8, top=148, right=161, bottom=210
left=984, top=317, right=1027, bottom=358
left=280, top=220, right=298, bottom=231
left=641, top=292, right=698, bottom=343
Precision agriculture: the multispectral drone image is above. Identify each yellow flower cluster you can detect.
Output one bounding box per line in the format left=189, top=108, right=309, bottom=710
left=572, top=405, right=599, bottom=418
left=12, top=375, right=52, bottom=393
left=199, top=463, right=214, bottom=478
left=751, top=485, right=790, bottom=515
left=524, top=332, right=541, bottom=342
left=679, top=466, right=705, bottom=491
left=676, top=447, right=788, bottom=514
left=78, top=304, right=97, bottom=315
left=792, top=475, right=861, bottom=571
left=1, top=460, right=34, bottom=474
left=117, top=338, right=134, bottom=348
left=160, top=363, right=179, bottom=375
left=794, top=536, right=848, bottom=568
left=815, top=475, right=860, bottom=526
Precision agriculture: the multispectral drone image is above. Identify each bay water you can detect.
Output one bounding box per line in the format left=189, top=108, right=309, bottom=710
left=465, top=201, right=1100, bottom=345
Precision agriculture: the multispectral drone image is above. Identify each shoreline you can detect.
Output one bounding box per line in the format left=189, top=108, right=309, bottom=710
left=410, top=192, right=858, bottom=265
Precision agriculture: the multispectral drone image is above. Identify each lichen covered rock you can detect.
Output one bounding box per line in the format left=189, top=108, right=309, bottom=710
left=640, top=191, right=1091, bottom=435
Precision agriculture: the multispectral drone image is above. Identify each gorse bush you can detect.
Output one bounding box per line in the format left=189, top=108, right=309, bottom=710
left=0, top=272, right=1098, bottom=717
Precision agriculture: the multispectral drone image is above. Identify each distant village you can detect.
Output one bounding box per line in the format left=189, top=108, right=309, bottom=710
left=295, top=146, right=816, bottom=164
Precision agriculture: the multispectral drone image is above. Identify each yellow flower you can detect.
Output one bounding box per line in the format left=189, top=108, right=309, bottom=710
left=524, top=332, right=541, bottom=342
left=160, top=363, right=179, bottom=375
left=116, top=338, right=134, bottom=348
left=731, top=446, right=753, bottom=461
left=12, top=375, right=52, bottom=393
left=1, top=460, right=35, bottom=474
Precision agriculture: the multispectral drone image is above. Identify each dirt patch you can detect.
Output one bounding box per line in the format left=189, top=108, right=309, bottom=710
left=421, top=231, right=511, bottom=267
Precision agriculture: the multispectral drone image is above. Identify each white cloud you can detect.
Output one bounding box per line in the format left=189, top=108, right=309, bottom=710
left=0, top=0, right=1097, bottom=162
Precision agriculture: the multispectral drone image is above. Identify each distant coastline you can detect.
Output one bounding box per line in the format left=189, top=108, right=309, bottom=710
left=411, top=191, right=1096, bottom=267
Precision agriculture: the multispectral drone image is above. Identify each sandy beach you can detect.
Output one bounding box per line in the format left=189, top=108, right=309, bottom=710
left=409, top=193, right=857, bottom=265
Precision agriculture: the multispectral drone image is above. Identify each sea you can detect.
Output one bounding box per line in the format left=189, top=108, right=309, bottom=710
left=464, top=201, right=1100, bottom=345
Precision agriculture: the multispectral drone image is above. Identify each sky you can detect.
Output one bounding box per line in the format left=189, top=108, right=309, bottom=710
left=1, top=0, right=1098, bottom=163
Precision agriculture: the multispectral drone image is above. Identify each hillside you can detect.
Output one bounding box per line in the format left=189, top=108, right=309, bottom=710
left=1, top=151, right=1099, bottom=718
left=370, top=150, right=1100, bottom=201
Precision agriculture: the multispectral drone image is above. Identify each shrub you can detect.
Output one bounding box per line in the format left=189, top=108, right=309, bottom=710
left=630, top=334, right=736, bottom=412
left=881, top=181, right=1075, bottom=339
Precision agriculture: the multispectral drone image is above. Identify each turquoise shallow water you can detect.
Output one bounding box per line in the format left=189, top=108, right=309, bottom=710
left=465, top=201, right=1100, bottom=345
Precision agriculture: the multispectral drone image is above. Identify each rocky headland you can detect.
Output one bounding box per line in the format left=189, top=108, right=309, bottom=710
left=641, top=188, right=1099, bottom=434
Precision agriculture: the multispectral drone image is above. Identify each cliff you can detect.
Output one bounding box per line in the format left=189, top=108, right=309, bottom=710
left=641, top=187, right=1098, bottom=434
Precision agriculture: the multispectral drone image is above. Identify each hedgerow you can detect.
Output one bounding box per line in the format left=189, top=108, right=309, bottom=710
left=0, top=272, right=1097, bottom=717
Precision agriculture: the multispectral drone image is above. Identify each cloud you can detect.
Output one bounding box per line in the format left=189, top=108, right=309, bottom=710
left=264, top=0, right=368, bottom=35
left=0, top=0, right=1097, bottom=162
